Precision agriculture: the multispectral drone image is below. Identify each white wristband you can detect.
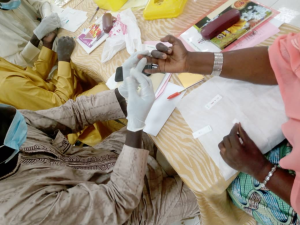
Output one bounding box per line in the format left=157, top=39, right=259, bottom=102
left=211, top=52, right=223, bottom=76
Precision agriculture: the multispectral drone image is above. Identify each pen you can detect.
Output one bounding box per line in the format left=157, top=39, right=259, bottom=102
left=89, top=7, right=99, bottom=23
left=167, top=79, right=205, bottom=100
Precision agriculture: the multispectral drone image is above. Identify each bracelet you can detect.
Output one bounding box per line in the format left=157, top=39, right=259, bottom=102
left=211, top=52, right=223, bottom=76
left=261, top=165, right=277, bottom=188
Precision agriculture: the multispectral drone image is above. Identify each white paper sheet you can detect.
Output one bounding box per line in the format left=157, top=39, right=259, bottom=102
left=144, top=82, right=184, bottom=136
left=59, top=7, right=87, bottom=32
left=180, top=26, right=222, bottom=52
left=106, top=73, right=118, bottom=90
left=177, top=77, right=288, bottom=180
left=269, top=18, right=284, bottom=28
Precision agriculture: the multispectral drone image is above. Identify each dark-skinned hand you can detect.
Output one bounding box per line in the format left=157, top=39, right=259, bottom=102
left=218, top=123, right=270, bottom=178
left=42, top=31, right=57, bottom=50
left=57, top=36, right=76, bottom=62
left=140, top=35, right=190, bottom=74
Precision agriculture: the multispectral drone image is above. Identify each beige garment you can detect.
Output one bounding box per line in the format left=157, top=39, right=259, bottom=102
left=0, top=0, right=52, bottom=68
left=0, top=90, right=199, bottom=225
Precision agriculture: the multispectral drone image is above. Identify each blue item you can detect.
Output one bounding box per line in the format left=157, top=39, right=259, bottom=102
left=0, top=0, right=21, bottom=10
left=0, top=107, right=27, bottom=164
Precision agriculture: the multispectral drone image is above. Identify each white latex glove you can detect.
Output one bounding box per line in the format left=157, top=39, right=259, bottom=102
left=126, top=58, right=155, bottom=132
left=33, top=13, right=61, bottom=40
left=118, top=50, right=149, bottom=98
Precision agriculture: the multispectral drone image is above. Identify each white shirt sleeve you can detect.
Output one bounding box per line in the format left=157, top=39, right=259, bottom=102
left=4, top=42, right=40, bottom=68
left=40, top=2, right=52, bottom=17
left=27, top=0, right=52, bottom=18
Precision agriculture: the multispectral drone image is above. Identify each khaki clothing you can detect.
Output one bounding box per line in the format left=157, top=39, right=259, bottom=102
left=0, top=90, right=198, bottom=225
left=0, top=0, right=52, bottom=67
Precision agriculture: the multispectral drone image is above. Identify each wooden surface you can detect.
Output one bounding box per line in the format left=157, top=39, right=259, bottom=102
left=59, top=1, right=300, bottom=224
left=59, top=0, right=226, bottom=82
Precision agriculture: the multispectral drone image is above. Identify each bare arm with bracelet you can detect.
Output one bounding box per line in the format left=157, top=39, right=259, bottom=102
left=143, top=35, right=277, bottom=85
left=143, top=35, right=294, bottom=205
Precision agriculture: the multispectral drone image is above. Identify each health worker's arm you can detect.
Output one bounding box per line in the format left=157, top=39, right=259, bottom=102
left=145, top=35, right=277, bottom=85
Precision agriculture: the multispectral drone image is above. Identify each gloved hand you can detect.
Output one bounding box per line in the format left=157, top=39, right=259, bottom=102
left=126, top=58, right=155, bottom=132
left=33, top=13, right=61, bottom=40
left=57, top=36, right=76, bottom=62
left=118, top=50, right=149, bottom=98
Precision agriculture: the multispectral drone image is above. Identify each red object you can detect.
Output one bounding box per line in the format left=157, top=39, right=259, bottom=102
left=201, top=9, right=240, bottom=40
left=167, top=92, right=181, bottom=99
left=167, top=79, right=205, bottom=100
left=103, top=13, right=114, bottom=33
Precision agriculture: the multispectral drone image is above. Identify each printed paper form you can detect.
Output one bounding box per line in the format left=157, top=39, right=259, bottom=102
left=51, top=5, right=88, bottom=33
left=60, top=7, right=88, bottom=32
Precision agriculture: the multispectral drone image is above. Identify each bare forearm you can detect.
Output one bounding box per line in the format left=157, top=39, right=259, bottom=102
left=125, top=130, right=143, bottom=148
left=187, top=47, right=277, bottom=85
left=253, top=161, right=294, bottom=205
left=30, top=34, right=40, bottom=48
left=43, top=41, right=53, bottom=50
left=115, top=89, right=127, bottom=116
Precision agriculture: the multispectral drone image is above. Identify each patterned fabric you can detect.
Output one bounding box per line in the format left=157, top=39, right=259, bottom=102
left=0, top=90, right=198, bottom=225
left=228, top=141, right=300, bottom=225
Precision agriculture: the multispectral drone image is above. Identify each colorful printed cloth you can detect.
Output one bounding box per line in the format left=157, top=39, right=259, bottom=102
left=227, top=141, right=300, bottom=225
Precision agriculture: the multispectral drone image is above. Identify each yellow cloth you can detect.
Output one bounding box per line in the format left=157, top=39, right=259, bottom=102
left=0, top=46, right=124, bottom=146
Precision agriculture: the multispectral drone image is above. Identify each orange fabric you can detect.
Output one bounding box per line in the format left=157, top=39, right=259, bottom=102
left=269, top=33, right=300, bottom=213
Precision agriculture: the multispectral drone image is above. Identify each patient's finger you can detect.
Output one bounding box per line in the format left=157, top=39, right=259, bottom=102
left=156, top=43, right=172, bottom=54
left=144, top=67, right=162, bottom=74
left=151, top=50, right=167, bottom=59
left=161, top=35, right=180, bottom=46
left=140, top=55, right=159, bottom=65
left=156, top=43, right=169, bottom=52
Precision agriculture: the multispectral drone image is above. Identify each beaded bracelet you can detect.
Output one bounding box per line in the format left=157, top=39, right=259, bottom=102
left=261, top=165, right=277, bottom=188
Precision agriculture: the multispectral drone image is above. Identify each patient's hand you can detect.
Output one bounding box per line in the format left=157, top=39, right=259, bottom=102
left=142, top=35, right=189, bottom=74
left=218, top=123, right=270, bottom=178
left=42, top=31, right=57, bottom=50
left=57, top=36, right=76, bottom=62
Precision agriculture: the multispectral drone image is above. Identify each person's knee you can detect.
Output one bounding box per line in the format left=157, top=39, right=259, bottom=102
left=156, top=149, right=178, bottom=176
